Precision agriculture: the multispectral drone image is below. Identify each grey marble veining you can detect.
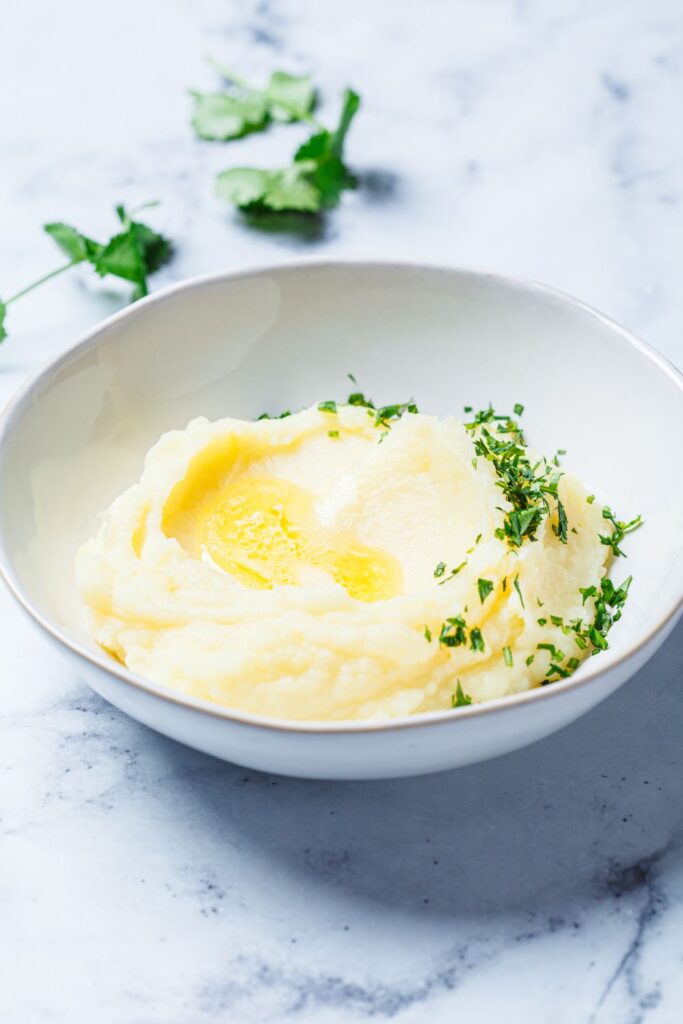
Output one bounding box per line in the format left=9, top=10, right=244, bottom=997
left=1, top=1, right=682, bottom=1021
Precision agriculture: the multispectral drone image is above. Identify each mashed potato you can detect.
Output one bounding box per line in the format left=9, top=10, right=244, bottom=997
left=76, top=402, right=613, bottom=721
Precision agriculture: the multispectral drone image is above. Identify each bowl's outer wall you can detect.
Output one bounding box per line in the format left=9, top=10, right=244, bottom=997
left=1, top=263, right=681, bottom=778
left=44, top=609, right=677, bottom=780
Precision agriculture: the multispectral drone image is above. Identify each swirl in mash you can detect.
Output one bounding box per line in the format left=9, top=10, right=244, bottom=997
left=75, top=404, right=612, bottom=721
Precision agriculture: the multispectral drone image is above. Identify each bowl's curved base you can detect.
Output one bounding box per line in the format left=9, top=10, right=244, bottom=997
left=50, top=617, right=678, bottom=780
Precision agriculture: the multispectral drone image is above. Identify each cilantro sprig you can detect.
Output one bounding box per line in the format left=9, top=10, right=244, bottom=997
left=215, top=88, right=361, bottom=214
left=0, top=203, right=172, bottom=343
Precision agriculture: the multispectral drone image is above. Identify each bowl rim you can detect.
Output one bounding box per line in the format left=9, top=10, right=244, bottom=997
left=1, top=256, right=682, bottom=735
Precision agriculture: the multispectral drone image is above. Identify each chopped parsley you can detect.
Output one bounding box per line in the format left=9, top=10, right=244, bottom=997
left=343, top=390, right=419, bottom=431
left=532, top=574, right=634, bottom=683
left=438, top=561, right=467, bottom=585
left=439, top=616, right=468, bottom=647
left=258, top=409, right=292, bottom=420
left=318, top=399, right=338, bottom=414
left=328, top=429, right=339, bottom=438
left=465, top=405, right=569, bottom=548
left=513, top=575, right=525, bottom=608
left=466, top=533, right=482, bottom=554
left=452, top=682, right=472, bottom=708
left=470, top=628, right=485, bottom=652
left=438, top=615, right=486, bottom=652
left=434, top=562, right=446, bottom=579
left=424, top=625, right=432, bottom=643
left=503, top=646, right=513, bottom=667
left=477, top=578, right=494, bottom=604
left=538, top=641, right=565, bottom=662
left=599, top=507, right=643, bottom=557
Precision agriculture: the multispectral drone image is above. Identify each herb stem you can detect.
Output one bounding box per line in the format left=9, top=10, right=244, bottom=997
left=5, top=260, right=78, bottom=305
left=206, top=54, right=325, bottom=129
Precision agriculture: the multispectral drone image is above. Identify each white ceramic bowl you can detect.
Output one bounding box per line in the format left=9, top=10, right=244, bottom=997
left=1, top=261, right=681, bottom=779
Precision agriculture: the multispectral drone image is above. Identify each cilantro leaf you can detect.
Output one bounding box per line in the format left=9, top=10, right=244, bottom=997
left=43, top=222, right=98, bottom=263
left=215, top=165, right=321, bottom=212
left=294, top=89, right=360, bottom=208
left=194, top=64, right=316, bottom=140
left=190, top=90, right=269, bottom=141
left=266, top=71, right=315, bottom=122
left=90, top=205, right=173, bottom=299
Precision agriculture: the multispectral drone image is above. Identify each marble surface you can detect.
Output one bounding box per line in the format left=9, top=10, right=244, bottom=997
left=2, top=1, right=683, bottom=1020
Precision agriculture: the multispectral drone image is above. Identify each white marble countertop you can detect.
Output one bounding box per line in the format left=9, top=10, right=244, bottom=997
left=2, top=1, right=683, bottom=1021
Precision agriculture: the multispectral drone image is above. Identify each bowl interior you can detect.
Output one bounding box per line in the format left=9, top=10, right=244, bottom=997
left=1, top=262, right=681, bottom=677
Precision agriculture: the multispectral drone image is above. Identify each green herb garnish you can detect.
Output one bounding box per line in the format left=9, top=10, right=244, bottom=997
left=438, top=561, right=467, bottom=585
left=438, top=616, right=486, bottom=651
left=535, top=575, right=634, bottom=683
left=477, top=578, right=494, bottom=604
left=215, top=88, right=360, bottom=214
left=599, top=507, right=643, bottom=557
left=0, top=203, right=172, bottom=342
left=503, top=646, right=513, bottom=667
left=513, top=575, right=525, bottom=608
left=466, top=404, right=569, bottom=548
left=318, top=400, right=338, bottom=414
left=537, top=641, right=565, bottom=661
left=258, top=409, right=292, bottom=420
left=439, top=615, right=468, bottom=647
left=328, top=430, right=339, bottom=438
left=452, top=682, right=472, bottom=708
left=424, top=625, right=432, bottom=643
left=469, top=628, right=485, bottom=652
left=191, top=64, right=317, bottom=141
